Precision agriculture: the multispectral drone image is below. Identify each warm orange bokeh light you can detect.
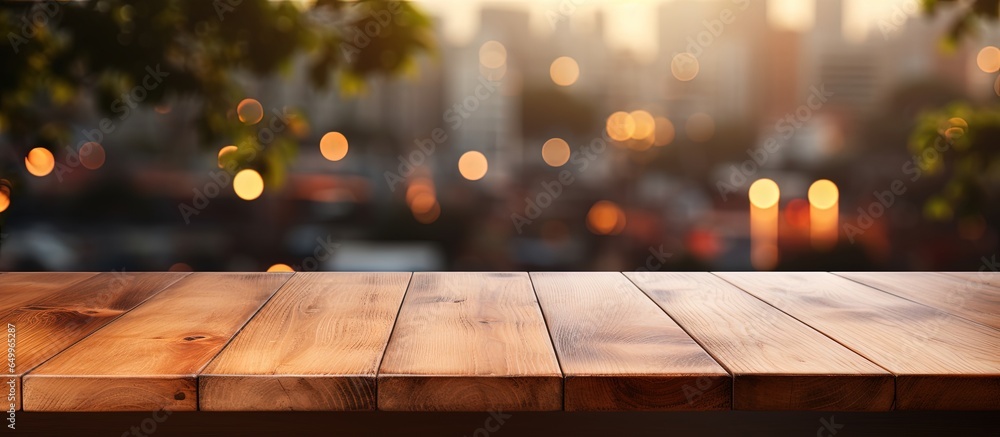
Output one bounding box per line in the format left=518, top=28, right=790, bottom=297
left=671, top=52, right=699, bottom=81
left=479, top=40, right=507, bottom=69
left=586, top=200, right=626, bottom=236
left=267, top=263, right=294, bottom=272
left=808, top=179, right=839, bottom=209
left=233, top=169, right=264, bottom=201
left=785, top=198, right=811, bottom=230
left=414, top=201, right=441, bottom=224
left=79, top=142, right=106, bottom=170
left=606, top=111, right=636, bottom=141
left=629, top=110, right=655, bottom=140
left=809, top=179, right=839, bottom=250
left=749, top=178, right=780, bottom=209
left=406, top=177, right=435, bottom=206
left=977, top=46, right=1000, bottom=73
left=0, top=186, right=9, bottom=214
left=237, top=98, right=264, bottom=125
left=410, top=192, right=437, bottom=214
left=550, top=56, right=580, bottom=86
left=218, top=145, right=238, bottom=168
left=749, top=179, right=780, bottom=271
left=541, top=138, right=571, bottom=167
left=686, top=113, right=715, bottom=143
left=653, top=117, right=675, bottom=146
left=458, top=151, right=489, bottom=181
left=25, top=147, right=55, bottom=177
left=320, top=131, right=349, bottom=162
left=751, top=242, right=779, bottom=271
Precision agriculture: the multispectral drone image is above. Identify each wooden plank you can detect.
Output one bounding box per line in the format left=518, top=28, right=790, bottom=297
left=717, top=272, right=1000, bottom=410
left=0, top=272, right=97, bottom=316
left=377, top=272, right=562, bottom=411
left=531, top=272, right=730, bottom=411
left=625, top=272, right=893, bottom=411
left=940, top=271, right=1000, bottom=289
left=3, top=272, right=187, bottom=411
left=200, top=272, right=410, bottom=411
left=22, top=272, right=291, bottom=412
left=836, top=272, right=1000, bottom=330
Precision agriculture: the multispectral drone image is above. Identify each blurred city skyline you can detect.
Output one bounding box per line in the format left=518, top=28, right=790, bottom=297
left=420, top=0, right=943, bottom=58
left=1, top=0, right=999, bottom=273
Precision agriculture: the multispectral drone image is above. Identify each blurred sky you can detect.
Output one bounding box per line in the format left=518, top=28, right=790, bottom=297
left=416, top=0, right=921, bottom=60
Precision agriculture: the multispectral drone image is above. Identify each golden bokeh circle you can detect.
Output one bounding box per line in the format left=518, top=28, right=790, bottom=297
left=25, top=147, right=55, bottom=177
left=550, top=56, right=580, bottom=86
left=541, top=138, right=571, bottom=167
left=808, top=179, right=839, bottom=209
left=320, top=132, right=349, bottom=162
left=234, top=169, right=264, bottom=201
left=749, top=178, right=780, bottom=209
left=458, top=151, right=489, bottom=181
left=237, top=98, right=264, bottom=125
left=671, top=53, right=699, bottom=82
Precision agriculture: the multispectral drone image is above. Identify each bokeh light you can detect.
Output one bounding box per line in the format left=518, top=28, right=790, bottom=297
left=549, top=56, right=580, bottom=86
left=606, top=111, right=636, bottom=141
left=586, top=200, right=626, bottom=235
left=479, top=40, right=507, bottom=69
left=628, top=134, right=655, bottom=152
left=79, top=142, right=106, bottom=170
left=808, top=179, right=839, bottom=209
left=976, top=46, right=1000, bottom=73
left=320, top=131, right=349, bottom=162
left=267, top=263, right=294, bottom=272
left=751, top=243, right=779, bottom=270
left=413, top=201, right=441, bottom=224
left=410, top=192, right=437, bottom=214
left=671, top=52, right=699, bottom=81
left=406, top=177, right=436, bottom=207
left=168, top=263, right=193, bottom=272
left=749, top=178, right=780, bottom=209
left=629, top=110, right=655, bottom=140
left=458, top=151, right=489, bottom=181
left=237, top=98, right=264, bottom=125
left=945, top=117, right=968, bottom=139
left=686, top=112, right=715, bottom=143
left=0, top=183, right=10, bottom=214
left=218, top=145, right=238, bottom=168
left=785, top=198, right=811, bottom=229
left=233, top=169, right=264, bottom=201
left=653, top=117, right=675, bottom=146
left=25, top=147, right=55, bottom=177
left=541, top=138, right=571, bottom=167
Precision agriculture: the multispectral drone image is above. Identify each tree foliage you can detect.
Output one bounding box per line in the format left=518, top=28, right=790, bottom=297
left=0, top=0, right=433, bottom=183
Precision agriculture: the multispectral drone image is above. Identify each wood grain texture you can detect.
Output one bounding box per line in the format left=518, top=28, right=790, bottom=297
left=377, top=272, right=562, bottom=411
left=717, top=272, right=1000, bottom=410
left=22, top=272, right=291, bottom=412
left=3, top=272, right=187, bottom=411
left=200, top=272, right=411, bottom=411
left=531, top=272, right=730, bottom=411
left=625, top=272, right=892, bottom=411
left=836, top=272, right=1000, bottom=330
left=0, top=272, right=97, bottom=316
left=940, top=271, right=1000, bottom=289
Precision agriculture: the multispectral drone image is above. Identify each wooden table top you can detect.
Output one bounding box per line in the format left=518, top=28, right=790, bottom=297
left=3, top=272, right=998, bottom=412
